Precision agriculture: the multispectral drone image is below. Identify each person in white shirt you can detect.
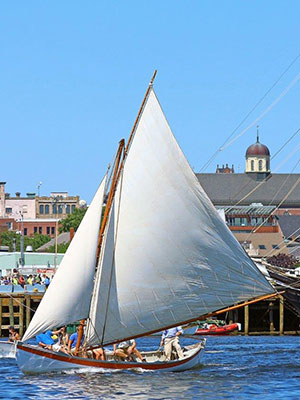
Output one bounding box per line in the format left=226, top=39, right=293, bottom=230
left=160, top=326, right=184, bottom=361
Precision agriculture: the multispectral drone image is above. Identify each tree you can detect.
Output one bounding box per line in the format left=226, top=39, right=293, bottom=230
left=40, top=242, right=70, bottom=254
left=0, top=231, right=51, bottom=252
left=59, top=205, right=106, bottom=233
left=59, top=208, right=87, bottom=233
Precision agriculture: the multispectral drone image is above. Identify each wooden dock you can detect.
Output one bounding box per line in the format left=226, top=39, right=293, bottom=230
left=0, top=293, right=43, bottom=337
left=0, top=292, right=299, bottom=337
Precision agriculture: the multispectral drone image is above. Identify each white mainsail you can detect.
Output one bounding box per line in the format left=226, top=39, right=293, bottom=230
left=85, top=88, right=274, bottom=347
left=22, top=176, right=107, bottom=342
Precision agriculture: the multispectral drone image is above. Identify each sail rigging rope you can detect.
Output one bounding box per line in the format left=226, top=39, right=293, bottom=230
left=216, top=125, right=300, bottom=219
left=200, top=52, right=300, bottom=172
left=241, top=158, right=300, bottom=242
left=263, top=229, right=300, bottom=259
left=5, top=292, right=37, bottom=313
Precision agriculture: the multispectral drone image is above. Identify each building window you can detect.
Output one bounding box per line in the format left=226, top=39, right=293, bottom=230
left=34, top=227, right=38, bottom=233
left=39, top=227, right=42, bottom=234
left=6, top=222, right=12, bottom=230
left=53, top=204, right=57, bottom=214
left=258, top=160, right=263, bottom=171
left=258, top=245, right=266, bottom=250
left=45, top=205, right=49, bottom=214
left=5, top=208, right=12, bottom=214
left=71, top=205, right=76, bottom=213
left=251, top=160, right=254, bottom=171
left=251, top=217, right=263, bottom=226
left=66, top=205, right=70, bottom=214
left=272, top=244, right=279, bottom=249
left=228, top=217, right=248, bottom=226
left=47, top=227, right=50, bottom=235
left=39, top=205, right=44, bottom=214
left=51, top=227, right=55, bottom=235
left=266, top=159, right=270, bottom=171
left=24, top=228, right=27, bottom=236
left=58, top=205, right=63, bottom=214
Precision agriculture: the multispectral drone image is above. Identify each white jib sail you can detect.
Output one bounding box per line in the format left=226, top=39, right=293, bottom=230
left=86, top=201, right=116, bottom=346
left=22, top=176, right=107, bottom=342
left=86, top=88, right=274, bottom=346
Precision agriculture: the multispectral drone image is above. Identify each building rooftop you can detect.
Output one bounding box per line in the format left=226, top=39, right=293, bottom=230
left=246, top=141, right=270, bottom=157
left=217, top=205, right=276, bottom=215
left=277, top=215, right=300, bottom=239
left=197, top=173, right=300, bottom=207
left=0, top=252, right=64, bottom=269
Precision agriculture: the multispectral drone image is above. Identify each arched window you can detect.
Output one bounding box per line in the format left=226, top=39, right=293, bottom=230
left=39, top=205, right=44, bottom=214
left=258, top=159, right=263, bottom=171
left=251, top=160, right=254, bottom=171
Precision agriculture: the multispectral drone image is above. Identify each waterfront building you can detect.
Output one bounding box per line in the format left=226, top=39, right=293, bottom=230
left=0, top=183, right=81, bottom=222
left=36, top=191, right=80, bottom=219
left=197, top=134, right=300, bottom=257
left=197, top=136, right=300, bottom=213
left=0, top=251, right=64, bottom=275
left=0, top=183, right=36, bottom=219
left=19, top=218, right=60, bottom=238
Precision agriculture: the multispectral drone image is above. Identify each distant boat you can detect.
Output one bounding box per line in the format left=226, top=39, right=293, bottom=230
left=193, top=320, right=239, bottom=336
left=16, top=72, right=275, bottom=374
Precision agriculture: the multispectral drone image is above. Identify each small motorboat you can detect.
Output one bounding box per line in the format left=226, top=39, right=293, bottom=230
left=0, top=341, right=17, bottom=358
left=193, top=320, right=239, bottom=336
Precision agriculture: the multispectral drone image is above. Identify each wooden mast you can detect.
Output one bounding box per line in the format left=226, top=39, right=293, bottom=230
left=96, top=139, right=125, bottom=262
left=74, top=139, right=125, bottom=356
left=76, top=71, right=158, bottom=355
left=96, top=70, right=157, bottom=262
left=115, top=70, right=157, bottom=183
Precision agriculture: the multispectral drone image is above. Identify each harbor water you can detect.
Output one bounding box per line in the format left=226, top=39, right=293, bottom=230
left=1, top=335, right=300, bottom=399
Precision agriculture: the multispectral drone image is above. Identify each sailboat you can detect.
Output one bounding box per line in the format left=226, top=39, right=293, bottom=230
left=16, top=72, right=276, bottom=374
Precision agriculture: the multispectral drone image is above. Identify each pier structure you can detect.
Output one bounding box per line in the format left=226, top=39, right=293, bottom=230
left=0, top=292, right=42, bottom=337
left=221, top=294, right=299, bottom=335
left=0, top=292, right=299, bottom=337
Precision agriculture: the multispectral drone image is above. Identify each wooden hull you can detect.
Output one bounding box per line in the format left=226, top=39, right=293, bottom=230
left=0, top=341, right=16, bottom=358
left=194, top=323, right=239, bottom=336
left=16, top=340, right=206, bottom=374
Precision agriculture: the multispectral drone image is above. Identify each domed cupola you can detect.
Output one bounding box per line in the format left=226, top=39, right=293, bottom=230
left=245, top=127, right=270, bottom=178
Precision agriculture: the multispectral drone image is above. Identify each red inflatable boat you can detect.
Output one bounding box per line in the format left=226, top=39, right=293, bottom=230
left=193, top=322, right=239, bottom=336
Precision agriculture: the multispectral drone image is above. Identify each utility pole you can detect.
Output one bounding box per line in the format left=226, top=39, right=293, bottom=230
left=19, top=212, right=25, bottom=267
left=52, top=196, right=58, bottom=270
left=52, top=196, right=64, bottom=270
left=37, top=181, right=42, bottom=197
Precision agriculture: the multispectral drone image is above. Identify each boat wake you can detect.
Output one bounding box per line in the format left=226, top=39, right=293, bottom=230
left=205, top=350, right=225, bottom=354
left=62, top=367, right=155, bottom=375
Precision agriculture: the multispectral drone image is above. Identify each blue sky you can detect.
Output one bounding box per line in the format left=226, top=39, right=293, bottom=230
left=1, top=1, right=300, bottom=202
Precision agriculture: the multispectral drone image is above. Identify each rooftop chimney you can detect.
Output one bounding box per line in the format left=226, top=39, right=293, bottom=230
left=0, top=182, right=6, bottom=194
left=15, top=192, right=21, bottom=198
